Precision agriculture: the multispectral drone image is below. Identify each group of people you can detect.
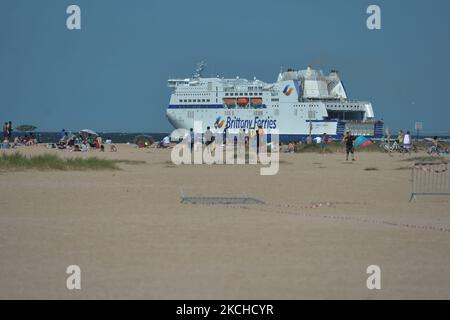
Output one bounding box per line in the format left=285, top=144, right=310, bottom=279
left=181, top=127, right=358, bottom=161
left=184, top=126, right=267, bottom=154
left=53, top=129, right=116, bottom=152
left=2, top=121, right=39, bottom=149
left=13, top=133, right=38, bottom=146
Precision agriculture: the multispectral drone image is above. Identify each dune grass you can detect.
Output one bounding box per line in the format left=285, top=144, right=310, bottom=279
left=0, top=153, right=120, bottom=171
left=293, top=141, right=380, bottom=153
left=112, top=159, right=147, bottom=165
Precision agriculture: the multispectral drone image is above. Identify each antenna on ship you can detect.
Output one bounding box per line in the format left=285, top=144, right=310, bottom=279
left=193, top=61, right=207, bottom=78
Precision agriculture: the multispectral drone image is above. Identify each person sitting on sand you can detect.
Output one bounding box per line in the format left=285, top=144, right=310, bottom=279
left=26, top=137, right=34, bottom=146
left=343, top=131, right=356, bottom=161
left=65, top=137, right=75, bottom=151
left=87, top=135, right=95, bottom=147
left=81, top=141, right=89, bottom=152
left=29, top=133, right=36, bottom=144
left=158, top=136, right=171, bottom=148
left=61, top=132, right=69, bottom=144
left=1, top=139, right=9, bottom=149
left=288, top=142, right=295, bottom=153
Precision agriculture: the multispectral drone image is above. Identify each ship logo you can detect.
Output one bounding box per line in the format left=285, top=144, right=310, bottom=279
left=283, top=84, right=293, bottom=96
left=214, top=116, right=225, bottom=129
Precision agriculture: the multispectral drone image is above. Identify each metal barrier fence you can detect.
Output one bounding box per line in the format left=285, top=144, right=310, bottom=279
left=410, top=162, right=450, bottom=201
left=179, top=188, right=264, bottom=205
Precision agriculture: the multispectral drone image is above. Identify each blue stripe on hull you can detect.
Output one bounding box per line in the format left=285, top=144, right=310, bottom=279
left=279, top=134, right=340, bottom=142
left=168, top=104, right=223, bottom=109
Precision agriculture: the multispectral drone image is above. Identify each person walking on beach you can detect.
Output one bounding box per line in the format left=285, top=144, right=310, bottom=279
left=398, top=129, right=404, bottom=145
left=343, top=131, right=356, bottom=161
left=256, top=125, right=266, bottom=154
left=204, top=126, right=214, bottom=152
left=403, top=131, right=411, bottom=153
left=243, top=129, right=249, bottom=147
left=320, top=132, right=329, bottom=153
left=188, top=128, right=194, bottom=152
left=238, top=128, right=245, bottom=155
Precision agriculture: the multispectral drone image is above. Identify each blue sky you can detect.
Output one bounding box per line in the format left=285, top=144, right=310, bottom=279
left=0, top=0, right=449, bottom=134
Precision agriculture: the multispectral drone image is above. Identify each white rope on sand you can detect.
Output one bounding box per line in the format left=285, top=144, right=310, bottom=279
left=185, top=201, right=450, bottom=234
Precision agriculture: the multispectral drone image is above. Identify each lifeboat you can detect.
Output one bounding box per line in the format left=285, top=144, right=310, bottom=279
left=223, top=98, right=236, bottom=108
left=237, top=98, right=249, bottom=105
left=251, top=97, right=263, bottom=108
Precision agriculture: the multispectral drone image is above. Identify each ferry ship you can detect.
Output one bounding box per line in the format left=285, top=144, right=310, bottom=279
left=166, top=62, right=383, bottom=141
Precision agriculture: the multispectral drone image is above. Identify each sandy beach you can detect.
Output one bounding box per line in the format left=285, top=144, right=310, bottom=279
left=0, top=145, right=449, bottom=299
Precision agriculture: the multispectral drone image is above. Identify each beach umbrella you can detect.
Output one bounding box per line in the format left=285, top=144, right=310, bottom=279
left=79, top=129, right=98, bottom=137
left=15, top=125, right=37, bottom=132
left=354, top=136, right=373, bottom=148
left=134, top=135, right=154, bottom=146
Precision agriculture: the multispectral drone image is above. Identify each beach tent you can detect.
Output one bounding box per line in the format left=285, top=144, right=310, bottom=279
left=15, top=125, right=37, bottom=132
left=79, top=129, right=98, bottom=137
left=354, top=136, right=372, bottom=148
left=133, top=135, right=154, bottom=146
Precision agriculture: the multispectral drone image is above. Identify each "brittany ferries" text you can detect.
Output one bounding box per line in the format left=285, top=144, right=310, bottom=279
left=225, top=116, right=277, bottom=129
